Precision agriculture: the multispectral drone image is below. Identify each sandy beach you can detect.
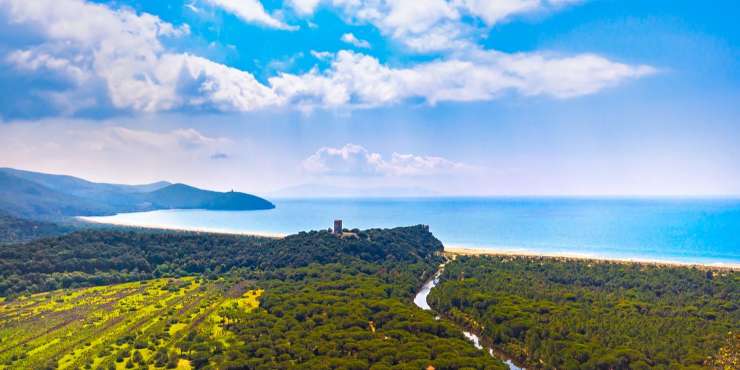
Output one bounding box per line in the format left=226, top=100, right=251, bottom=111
left=77, top=216, right=287, bottom=239
left=445, top=245, right=740, bottom=270
left=78, top=217, right=739, bottom=270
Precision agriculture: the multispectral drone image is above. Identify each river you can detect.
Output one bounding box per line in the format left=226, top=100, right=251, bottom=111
left=413, top=263, right=524, bottom=370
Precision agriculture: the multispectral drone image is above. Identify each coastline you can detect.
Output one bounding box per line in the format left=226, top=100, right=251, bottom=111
left=77, top=216, right=287, bottom=239
left=77, top=217, right=739, bottom=270
left=445, top=245, right=740, bottom=270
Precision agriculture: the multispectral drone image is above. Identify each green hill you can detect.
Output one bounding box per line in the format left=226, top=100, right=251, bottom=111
left=0, top=225, right=438, bottom=295
left=0, top=172, right=115, bottom=219
left=0, top=167, right=171, bottom=197
left=140, top=183, right=275, bottom=211
left=0, top=168, right=274, bottom=219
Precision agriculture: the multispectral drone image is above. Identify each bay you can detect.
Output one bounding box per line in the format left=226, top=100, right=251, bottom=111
left=83, top=197, right=740, bottom=265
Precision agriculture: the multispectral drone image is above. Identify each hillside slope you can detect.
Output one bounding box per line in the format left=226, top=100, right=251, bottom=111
left=0, top=212, right=70, bottom=244
left=0, top=168, right=274, bottom=219
left=0, top=225, right=437, bottom=295
left=141, top=183, right=274, bottom=211
left=0, top=172, right=115, bottom=219
left=0, top=167, right=171, bottom=197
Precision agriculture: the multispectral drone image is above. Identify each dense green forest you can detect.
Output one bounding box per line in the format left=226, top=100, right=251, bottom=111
left=0, top=225, right=440, bottom=296
left=204, top=262, right=502, bottom=369
left=428, top=255, right=739, bottom=369
left=0, top=212, right=70, bottom=244
left=2, top=222, right=738, bottom=369
left=0, top=225, right=505, bottom=369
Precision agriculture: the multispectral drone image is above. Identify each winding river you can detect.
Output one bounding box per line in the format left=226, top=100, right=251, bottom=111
left=414, top=263, right=524, bottom=370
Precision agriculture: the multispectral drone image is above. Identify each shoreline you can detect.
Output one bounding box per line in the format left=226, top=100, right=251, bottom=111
left=77, top=217, right=287, bottom=239
left=77, top=217, right=739, bottom=270
left=445, top=245, right=740, bottom=270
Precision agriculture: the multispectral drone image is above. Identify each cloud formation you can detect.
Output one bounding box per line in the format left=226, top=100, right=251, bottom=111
left=206, top=0, right=297, bottom=30
left=0, top=120, right=234, bottom=185
left=103, top=127, right=229, bottom=151
left=302, top=144, right=472, bottom=176
left=0, top=0, right=653, bottom=119
left=210, top=152, right=230, bottom=160
left=0, top=0, right=282, bottom=117
left=295, top=0, right=582, bottom=52
left=340, top=33, right=371, bottom=49
left=287, top=0, right=322, bottom=16
left=271, top=50, right=654, bottom=109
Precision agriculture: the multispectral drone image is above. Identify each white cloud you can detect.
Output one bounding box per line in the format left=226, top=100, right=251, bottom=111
left=288, top=0, right=322, bottom=15
left=185, top=2, right=201, bottom=14
left=310, top=50, right=334, bottom=60
left=303, top=144, right=383, bottom=175
left=0, top=0, right=654, bottom=118
left=491, top=51, right=656, bottom=98
left=0, top=0, right=281, bottom=115
left=397, top=22, right=473, bottom=53
left=7, top=49, right=88, bottom=84
left=0, top=120, right=235, bottom=185
left=457, top=0, right=541, bottom=25
left=205, top=0, right=297, bottom=30
left=1, top=0, right=184, bottom=114
left=266, top=52, right=305, bottom=73
left=382, top=152, right=473, bottom=176
left=270, top=50, right=655, bottom=109
left=340, top=33, right=371, bottom=48
left=329, top=0, right=462, bottom=52
left=457, top=0, right=584, bottom=25
left=102, top=127, right=229, bottom=151
left=312, top=0, right=584, bottom=53
left=0, top=120, right=246, bottom=191
left=302, top=143, right=472, bottom=176
left=175, top=54, right=280, bottom=111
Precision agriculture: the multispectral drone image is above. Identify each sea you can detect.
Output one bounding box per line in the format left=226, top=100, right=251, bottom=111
left=83, top=197, right=740, bottom=265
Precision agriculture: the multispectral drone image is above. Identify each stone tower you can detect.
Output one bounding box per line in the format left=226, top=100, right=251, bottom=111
left=333, top=219, right=342, bottom=234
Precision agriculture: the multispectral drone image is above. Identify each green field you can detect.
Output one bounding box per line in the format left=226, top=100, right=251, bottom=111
left=0, top=277, right=262, bottom=370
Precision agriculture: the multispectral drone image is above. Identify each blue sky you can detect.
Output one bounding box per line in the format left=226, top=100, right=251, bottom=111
left=0, top=0, right=738, bottom=196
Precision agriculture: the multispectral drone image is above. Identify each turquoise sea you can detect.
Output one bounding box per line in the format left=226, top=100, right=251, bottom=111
left=84, top=197, right=740, bottom=265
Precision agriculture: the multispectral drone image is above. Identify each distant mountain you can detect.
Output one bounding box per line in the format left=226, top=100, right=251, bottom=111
left=140, top=183, right=275, bottom=211
left=0, top=172, right=115, bottom=218
left=271, top=183, right=439, bottom=198
left=0, top=168, right=171, bottom=208
left=0, top=168, right=274, bottom=219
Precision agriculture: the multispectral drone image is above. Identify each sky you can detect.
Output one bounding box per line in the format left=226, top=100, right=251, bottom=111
left=0, top=0, right=739, bottom=197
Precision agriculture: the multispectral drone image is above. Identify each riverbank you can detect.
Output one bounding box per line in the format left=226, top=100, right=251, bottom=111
left=444, top=245, right=740, bottom=270
left=413, top=259, right=526, bottom=370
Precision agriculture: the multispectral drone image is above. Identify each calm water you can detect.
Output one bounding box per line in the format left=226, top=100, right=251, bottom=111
left=85, top=197, right=740, bottom=264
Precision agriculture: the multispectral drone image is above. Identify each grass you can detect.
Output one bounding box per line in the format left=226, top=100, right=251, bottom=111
left=0, top=277, right=261, bottom=369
